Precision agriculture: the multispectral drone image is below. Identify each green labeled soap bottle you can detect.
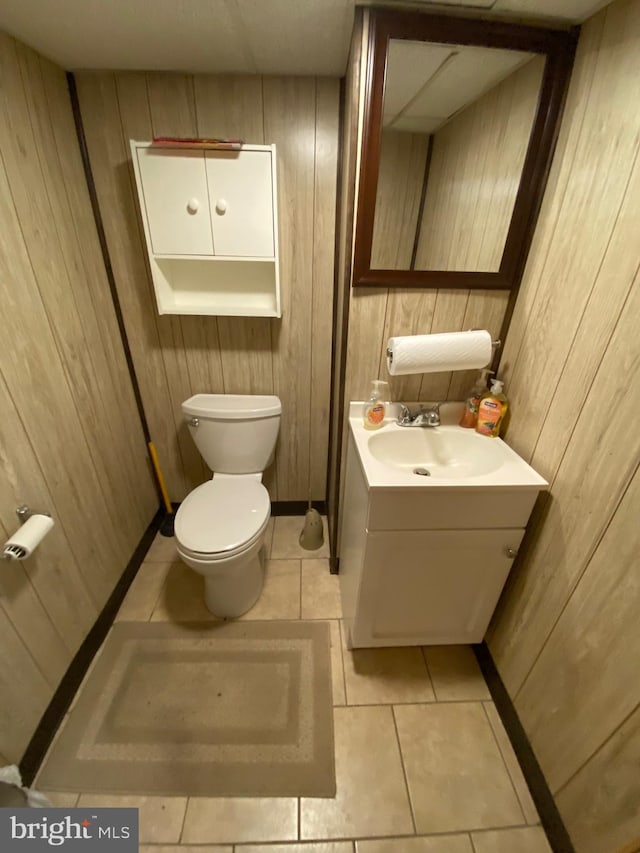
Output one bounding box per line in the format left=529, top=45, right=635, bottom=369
left=476, top=379, right=508, bottom=437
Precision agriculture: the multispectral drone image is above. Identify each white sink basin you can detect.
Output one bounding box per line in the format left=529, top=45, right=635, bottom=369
left=368, top=426, right=504, bottom=478
left=348, top=402, right=548, bottom=490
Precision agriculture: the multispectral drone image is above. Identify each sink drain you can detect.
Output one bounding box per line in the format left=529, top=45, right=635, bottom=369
left=413, top=467, right=431, bottom=477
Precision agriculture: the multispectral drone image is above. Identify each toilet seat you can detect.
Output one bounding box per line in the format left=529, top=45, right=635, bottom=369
left=175, top=478, right=270, bottom=557
left=177, top=524, right=266, bottom=562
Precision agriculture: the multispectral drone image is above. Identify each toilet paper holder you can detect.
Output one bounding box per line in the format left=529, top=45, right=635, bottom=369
left=3, top=506, right=55, bottom=562
left=16, top=505, right=52, bottom=524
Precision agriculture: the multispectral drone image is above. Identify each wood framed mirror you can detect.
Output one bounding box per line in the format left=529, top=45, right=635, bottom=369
left=353, top=9, right=577, bottom=289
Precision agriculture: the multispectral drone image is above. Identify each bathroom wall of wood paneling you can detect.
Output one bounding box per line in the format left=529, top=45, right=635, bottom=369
left=0, top=33, right=158, bottom=761
left=370, top=55, right=543, bottom=277
left=371, top=130, right=429, bottom=270
left=417, top=55, right=544, bottom=273
left=75, top=72, right=340, bottom=503
left=487, top=1, right=640, bottom=849
left=344, top=286, right=508, bottom=409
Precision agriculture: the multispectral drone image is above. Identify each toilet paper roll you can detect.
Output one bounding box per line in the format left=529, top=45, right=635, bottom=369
left=386, top=329, right=493, bottom=376
left=3, top=514, right=54, bottom=561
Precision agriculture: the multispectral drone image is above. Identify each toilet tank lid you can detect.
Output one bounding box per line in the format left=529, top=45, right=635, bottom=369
left=182, top=394, right=281, bottom=419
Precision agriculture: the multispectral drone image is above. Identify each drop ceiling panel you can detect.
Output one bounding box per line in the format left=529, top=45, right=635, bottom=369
left=0, top=0, right=255, bottom=73
left=383, top=40, right=454, bottom=122
left=384, top=42, right=534, bottom=133
left=0, top=0, right=613, bottom=76
left=493, top=0, right=610, bottom=21
left=403, top=47, right=533, bottom=119
left=235, top=0, right=354, bottom=75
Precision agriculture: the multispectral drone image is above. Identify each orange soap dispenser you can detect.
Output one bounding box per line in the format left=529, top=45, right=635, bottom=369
left=363, top=380, right=388, bottom=430
left=459, top=368, right=493, bottom=428
left=476, top=379, right=509, bottom=437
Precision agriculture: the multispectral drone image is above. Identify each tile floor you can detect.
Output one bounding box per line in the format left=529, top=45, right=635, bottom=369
left=37, top=516, right=550, bottom=852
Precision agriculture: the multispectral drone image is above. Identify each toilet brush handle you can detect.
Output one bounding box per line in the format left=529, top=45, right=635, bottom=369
left=148, top=441, right=173, bottom=516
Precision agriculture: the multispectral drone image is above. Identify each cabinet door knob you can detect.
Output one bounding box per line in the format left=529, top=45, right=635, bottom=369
left=186, top=198, right=200, bottom=214
left=216, top=198, right=228, bottom=214
left=505, top=547, right=518, bottom=559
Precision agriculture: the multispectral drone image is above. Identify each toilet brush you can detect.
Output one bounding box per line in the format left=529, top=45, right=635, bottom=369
left=148, top=441, right=175, bottom=537
left=299, top=494, right=324, bottom=551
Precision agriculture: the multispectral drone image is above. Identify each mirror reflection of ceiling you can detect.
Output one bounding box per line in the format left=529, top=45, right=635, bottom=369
left=383, top=41, right=536, bottom=134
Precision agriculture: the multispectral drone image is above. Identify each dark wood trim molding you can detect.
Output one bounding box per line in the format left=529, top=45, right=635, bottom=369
left=151, top=501, right=326, bottom=518
left=326, top=73, right=347, bottom=553
left=475, top=643, right=576, bottom=853
left=17, top=497, right=328, bottom=782
left=353, top=9, right=579, bottom=291
left=328, top=9, right=365, bottom=572
left=409, top=134, right=434, bottom=272
left=496, top=25, right=579, bottom=361
left=66, top=72, right=153, bottom=447
left=19, top=509, right=162, bottom=786
left=499, top=35, right=578, bottom=284
left=271, top=501, right=326, bottom=516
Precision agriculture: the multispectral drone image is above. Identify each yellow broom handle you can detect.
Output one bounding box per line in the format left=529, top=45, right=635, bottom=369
left=148, top=441, right=173, bottom=515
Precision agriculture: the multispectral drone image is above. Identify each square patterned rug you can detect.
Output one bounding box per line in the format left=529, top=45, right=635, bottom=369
left=38, top=620, right=335, bottom=797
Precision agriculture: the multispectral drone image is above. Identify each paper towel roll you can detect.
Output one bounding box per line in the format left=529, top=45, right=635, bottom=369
left=386, top=329, right=492, bottom=376
left=3, top=514, right=54, bottom=560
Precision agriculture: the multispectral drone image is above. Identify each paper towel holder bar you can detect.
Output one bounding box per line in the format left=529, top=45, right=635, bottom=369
left=385, top=336, right=500, bottom=366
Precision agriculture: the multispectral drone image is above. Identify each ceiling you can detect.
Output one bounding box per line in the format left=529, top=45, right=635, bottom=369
left=0, top=0, right=611, bottom=77
left=383, top=42, right=536, bottom=133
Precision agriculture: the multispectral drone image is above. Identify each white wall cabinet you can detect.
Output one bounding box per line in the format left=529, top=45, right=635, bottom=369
left=130, top=141, right=280, bottom=317
left=339, top=433, right=530, bottom=647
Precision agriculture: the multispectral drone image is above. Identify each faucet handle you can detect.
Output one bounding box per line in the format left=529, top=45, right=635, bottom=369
left=397, top=404, right=413, bottom=425
left=423, top=402, right=441, bottom=426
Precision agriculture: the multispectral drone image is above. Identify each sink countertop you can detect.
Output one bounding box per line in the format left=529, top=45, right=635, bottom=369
left=348, top=401, right=549, bottom=492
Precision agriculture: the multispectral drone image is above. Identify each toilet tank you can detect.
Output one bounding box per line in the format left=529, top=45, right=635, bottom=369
left=182, top=394, right=281, bottom=474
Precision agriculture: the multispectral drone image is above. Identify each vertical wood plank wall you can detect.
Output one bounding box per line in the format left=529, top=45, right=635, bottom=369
left=416, top=56, right=544, bottom=272
left=487, top=1, right=640, bottom=850
left=0, top=34, right=157, bottom=761
left=369, top=56, right=543, bottom=277
left=76, top=72, right=340, bottom=503
left=370, top=130, right=429, bottom=269
left=344, top=285, right=508, bottom=409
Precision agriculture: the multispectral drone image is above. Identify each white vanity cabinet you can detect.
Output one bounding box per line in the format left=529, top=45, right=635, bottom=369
left=339, top=432, right=533, bottom=648
left=130, top=141, right=280, bottom=317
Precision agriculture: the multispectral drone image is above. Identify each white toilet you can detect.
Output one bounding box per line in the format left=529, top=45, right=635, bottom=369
left=174, top=394, right=281, bottom=618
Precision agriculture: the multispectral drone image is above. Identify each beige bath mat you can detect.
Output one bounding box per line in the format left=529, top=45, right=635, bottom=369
left=38, top=620, right=335, bottom=797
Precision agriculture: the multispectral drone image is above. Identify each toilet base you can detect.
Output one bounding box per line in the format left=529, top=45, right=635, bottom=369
left=176, top=536, right=266, bottom=619
left=203, top=546, right=265, bottom=618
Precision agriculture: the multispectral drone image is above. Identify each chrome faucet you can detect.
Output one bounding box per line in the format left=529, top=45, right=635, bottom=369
left=397, top=403, right=441, bottom=428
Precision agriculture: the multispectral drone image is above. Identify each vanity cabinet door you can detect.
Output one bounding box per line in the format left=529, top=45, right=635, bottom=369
left=206, top=149, right=275, bottom=258
left=350, top=528, right=524, bottom=647
left=136, top=147, right=214, bottom=256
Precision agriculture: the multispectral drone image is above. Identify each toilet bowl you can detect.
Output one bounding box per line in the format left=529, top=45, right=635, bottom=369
left=173, top=394, right=281, bottom=618
left=175, top=477, right=271, bottom=617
